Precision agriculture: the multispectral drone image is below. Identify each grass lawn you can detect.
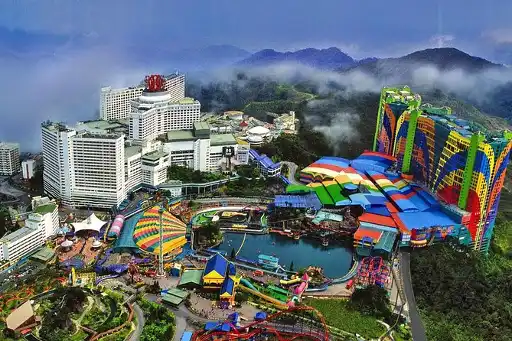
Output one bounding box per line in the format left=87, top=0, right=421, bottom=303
left=193, top=211, right=217, bottom=225
left=303, top=298, right=386, bottom=339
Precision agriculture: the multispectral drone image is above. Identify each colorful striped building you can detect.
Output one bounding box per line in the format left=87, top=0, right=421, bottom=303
left=374, top=86, right=512, bottom=252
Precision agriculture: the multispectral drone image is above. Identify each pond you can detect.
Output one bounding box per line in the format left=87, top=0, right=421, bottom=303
left=214, top=233, right=353, bottom=279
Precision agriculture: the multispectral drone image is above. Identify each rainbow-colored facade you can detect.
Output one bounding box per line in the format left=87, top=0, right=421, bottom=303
left=374, top=86, right=512, bottom=252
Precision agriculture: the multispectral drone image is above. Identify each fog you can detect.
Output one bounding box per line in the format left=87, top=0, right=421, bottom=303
left=2, top=46, right=512, bottom=151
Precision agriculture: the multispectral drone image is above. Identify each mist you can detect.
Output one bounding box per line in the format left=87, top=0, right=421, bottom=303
left=2, top=46, right=512, bottom=152
left=0, top=47, right=159, bottom=151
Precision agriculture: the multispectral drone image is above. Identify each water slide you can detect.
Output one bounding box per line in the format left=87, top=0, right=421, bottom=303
left=239, top=280, right=288, bottom=310
left=293, top=281, right=308, bottom=296
left=280, top=277, right=301, bottom=286
left=331, top=257, right=360, bottom=284
left=240, top=278, right=257, bottom=290
left=95, top=274, right=121, bottom=285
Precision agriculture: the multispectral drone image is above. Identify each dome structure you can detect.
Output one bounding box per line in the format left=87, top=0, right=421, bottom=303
left=138, top=91, right=172, bottom=103
left=247, top=135, right=263, bottom=144
left=61, top=240, right=73, bottom=248
left=248, top=126, right=270, bottom=136
left=132, top=206, right=187, bottom=255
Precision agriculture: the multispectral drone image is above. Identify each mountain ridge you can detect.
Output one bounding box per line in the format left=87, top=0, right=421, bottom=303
left=237, top=47, right=355, bottom=69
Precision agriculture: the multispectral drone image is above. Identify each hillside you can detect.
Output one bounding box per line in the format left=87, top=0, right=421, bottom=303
left=237, top=47, right=355, bottom=69
left=340, top=47, right=512, bottom=120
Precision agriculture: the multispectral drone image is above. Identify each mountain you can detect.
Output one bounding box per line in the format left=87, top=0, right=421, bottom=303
left=237, top=47, right=355, bottom=69
left=341, top=47, right=512, bottom=120
left=342, top=47, right=502, bottom=76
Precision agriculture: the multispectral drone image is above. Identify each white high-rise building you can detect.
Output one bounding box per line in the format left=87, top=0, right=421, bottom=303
left=100, top=74, right=185, bottom=120
left=70, top=132, right=125, bottom=208
left=0, top=142, right=20, bottom=176
left=41, top=122, right=126, bottom=209
left=129, top=94, right=201, bottom=142
left=0, top=196, right=59, bottom=264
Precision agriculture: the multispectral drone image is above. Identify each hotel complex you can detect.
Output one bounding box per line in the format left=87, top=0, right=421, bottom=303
left=295, top=86, right=512, bottom=253
left=42, top=74, right=250, bottom=208
left=0, top=142, right=20, bottom=176
left=100, top=74, right=185, bottom=120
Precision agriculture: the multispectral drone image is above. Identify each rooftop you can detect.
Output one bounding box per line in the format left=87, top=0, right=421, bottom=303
left=194, top=121, right=210, bottom=131
left=178, top=269, right=203, bottom=287
left=177, top=97, right=198, bottom=105
left=142, top=150, right=169, bottom=161
left=76, top=120, right=126, bottom=132
left=167, top=130, right=196, bottom=142
left=34, top=204, right=56, bottom=215
left=211, top=134, right=237, bottom=146
left=125, top=145, right=142, bottom=159
left=30, top=247, right=55, bottom=262
left=0, top=142, right=19, bottom=150
left=1, top=227, right=37, bottom=243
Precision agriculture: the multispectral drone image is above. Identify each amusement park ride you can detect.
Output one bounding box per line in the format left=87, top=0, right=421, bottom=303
left=191, top=306, right=330, bottom=341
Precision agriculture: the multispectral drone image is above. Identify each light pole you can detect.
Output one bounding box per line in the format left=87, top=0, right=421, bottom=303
left=157, top=206, right=165, bottom=277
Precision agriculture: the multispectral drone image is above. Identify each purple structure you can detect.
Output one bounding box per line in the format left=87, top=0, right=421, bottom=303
left=108, top=215, right=125, bottom=238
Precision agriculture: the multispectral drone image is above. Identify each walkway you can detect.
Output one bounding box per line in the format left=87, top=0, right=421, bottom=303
left=400, top=251, right=427, bottom=341
left=282, top=161, right=301, bottom=185
left=128, top=303, right=145, bottom=341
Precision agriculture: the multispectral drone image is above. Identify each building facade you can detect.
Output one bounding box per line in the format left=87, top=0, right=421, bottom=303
left=99, top=74, right=185, bottom=120
left=41, top=122, right=126, bottom=209
left=129, top=95, right=201, bottom=142
left=0, top=197, right=59, bottom=264
left=373, top=86, right=512, bottom=252
left=21, top=159, right=37, bottom=180
left=0, top=142, right=20, bottom=176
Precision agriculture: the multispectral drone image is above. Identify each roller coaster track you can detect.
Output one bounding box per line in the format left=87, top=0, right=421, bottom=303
left=235, top=233, right=246, bottom=257
left=192, top=306, right=330, bottom=341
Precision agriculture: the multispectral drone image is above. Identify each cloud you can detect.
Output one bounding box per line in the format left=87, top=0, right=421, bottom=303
left=483, top=28, right=512, bottom=44
left=0, top=46, right=156, bottom=151
left=307, top=112, right=360, bottom=153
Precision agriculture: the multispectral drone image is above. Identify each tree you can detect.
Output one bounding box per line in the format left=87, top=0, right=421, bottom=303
left=230, top=248, right=236, bottom=260
left=349, top=285, right=391, bottom=319
left=289, top=261, right=294, bottom=272
left=281, top=163, right=289, bottom=177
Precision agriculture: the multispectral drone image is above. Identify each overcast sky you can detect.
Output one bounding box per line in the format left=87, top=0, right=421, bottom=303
left=1, top=0, right=511, bottom=58
left=1, top=0, right=512, bottom=151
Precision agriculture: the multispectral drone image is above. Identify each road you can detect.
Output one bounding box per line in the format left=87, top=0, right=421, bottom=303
left=129, top=303, right=145, bottom=341
left=400, top=252, right=427, bottom=341
left=281, top=161, right=301, bottom=185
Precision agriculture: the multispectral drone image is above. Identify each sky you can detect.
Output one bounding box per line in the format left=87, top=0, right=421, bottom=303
left=0, top=0, right=512, bottom=151
left=0, top=0, right=511, bottom=58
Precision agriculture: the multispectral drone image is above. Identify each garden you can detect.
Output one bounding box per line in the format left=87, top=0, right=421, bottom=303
left=137, top=296, right=176, bottom=341
left=303, top=286, right=399, bottom=340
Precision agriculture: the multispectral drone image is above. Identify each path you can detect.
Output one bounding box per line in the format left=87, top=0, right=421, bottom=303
left=400, top=251, right=427, bottom=341
left=281, top=161, right=301, bottom=185
left=128, top=303, right=145, bottom=341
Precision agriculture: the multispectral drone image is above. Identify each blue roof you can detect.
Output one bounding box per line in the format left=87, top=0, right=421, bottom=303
left=317, top=156, right=351, bottom=168
left=274, top=193, right=322, bottom=210
left=255, top=312, right=267, bottom=320
left=396, top=210, right=459, bottom=230
left=205, top=322, right=231, bottom=331
left=180, top=332, right=193, bottom=341
left=350, top=153, right=394, bottom=173
left=220, top=276, right=235, bottom=295
left=204, top=254, right=228, bottom=277
left=250, top=149, right=280, bottom=170
left=227, top=263, right=236, bottom=276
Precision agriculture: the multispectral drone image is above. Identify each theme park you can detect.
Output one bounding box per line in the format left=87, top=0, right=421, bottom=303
left=2, top=85, right=511, bottom=341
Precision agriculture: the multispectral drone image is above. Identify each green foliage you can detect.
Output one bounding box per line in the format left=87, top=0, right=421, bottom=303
left=410, top=243, right=512, bottom=341
left=235, top=164, right=259, bottom=178
left=167, top=165, right=225, bottom=183
left=223, top=176, right=284, bottom=197
left=303, top=298, right=386, bottom=339
left=137, top=297, right=176, bottom=341
left=349, top=285, right=391, bottom=319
